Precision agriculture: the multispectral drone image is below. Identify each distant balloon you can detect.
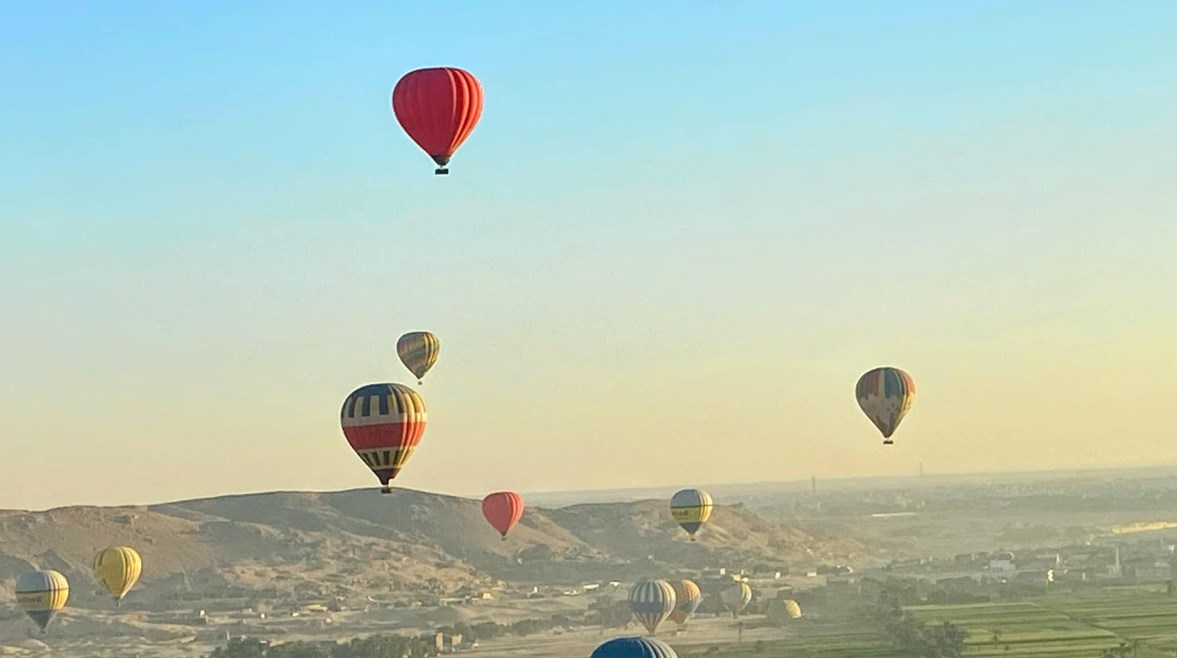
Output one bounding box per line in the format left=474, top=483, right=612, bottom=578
left=784, top=599, right=803, bottom=619
left=591, top=637, right=678, bottom=658
left=392, top=67, right=484, bottom=175
left=855, top=366, right=916, bottom=445
left=721, top=582, right=752, bottom=617
left=628, top=579, right=676, bottom=635
left=397, top=331, right=441, bottom=385
left=669, top=489, right=713, bottom=541
left=667, top=579, right=702, bottom=627
left=92, top=546, right=142, bottom=605
left=341, top=383, right=427, bottom=494
left=482, top=491, right=525, bottom=540
left=15, top=570, right=69, bottom=632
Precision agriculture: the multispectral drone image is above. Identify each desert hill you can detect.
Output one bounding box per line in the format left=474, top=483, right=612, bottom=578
left=0, top=488, right=869, bottom=613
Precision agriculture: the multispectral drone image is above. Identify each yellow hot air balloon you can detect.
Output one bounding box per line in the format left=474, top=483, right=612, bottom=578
left=669, top=488, right=713, bottom=541
left=668, top=579, right=702, bottom=627
left=784, top=599, right=802, bottom=619
left=93, top=546, right=142, bottom=605
left=721, top=581, right=752, bottom=618
left=855, top=366, right=916, bottom=445
left=15, top=570, right=69, bottom=633
left=397, top=331, right=440, bottom=385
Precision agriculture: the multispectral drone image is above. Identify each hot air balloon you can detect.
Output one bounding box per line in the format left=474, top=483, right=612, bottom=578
left=591, top=637, right=679, bottom=658
left=341, top=383, right=427, bottom=494
left=482, top=491, right=524, bottom=540
left=92, top=546, right=142, bottom=606
left=396, top=331, right=440, bottom=385
left=784, top=599, right=803, bottom=619
left=15, top=570, right=69, bottom=632
left=669, top=489, right=713, bottom=541
left=628, top=579, right=676, bottom=635
left=392, top=67, right=483, bottom=175
left=721, top=582, right=752, bottom=618
left=855, top=366, right=916, bottom=445
left=667, top=579, right=702, bottom=627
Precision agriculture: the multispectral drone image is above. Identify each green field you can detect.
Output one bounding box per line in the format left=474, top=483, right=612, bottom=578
left=675, top=584, right=1177, bottom=657
left=908, top=584, right=1177, bottom=657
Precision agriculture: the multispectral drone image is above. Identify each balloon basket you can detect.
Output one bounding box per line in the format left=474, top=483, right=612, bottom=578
left=380, top=486, right=392, bottom=495
left=434, top=167, right=449, bottom=175
left=883, top=439, right=894, bottom=445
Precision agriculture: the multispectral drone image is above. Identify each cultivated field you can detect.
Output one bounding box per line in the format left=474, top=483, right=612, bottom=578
left=909, top=584, right=1177, bottom=657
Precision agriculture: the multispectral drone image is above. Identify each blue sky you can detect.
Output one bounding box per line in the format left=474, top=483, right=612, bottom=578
left=1, top=1, right=1175, bottom=509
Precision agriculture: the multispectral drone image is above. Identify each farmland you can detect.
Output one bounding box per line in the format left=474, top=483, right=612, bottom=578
left=908, top=585, right=1177, bottom=657
left=668, top=584, right=1177, bottom=657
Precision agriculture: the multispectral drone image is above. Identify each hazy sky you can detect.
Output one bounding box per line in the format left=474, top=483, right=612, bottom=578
left=2, top=2, right=1175, bottom=510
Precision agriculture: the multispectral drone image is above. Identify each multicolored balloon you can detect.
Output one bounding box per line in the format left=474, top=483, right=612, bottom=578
left=392, top=67, right=484, bottom=175
left=341, top=383, right=427, bottom=494
left=591, top=637, right=678, bottom=658
left=669, top=489, right=713, bottom=541
left=668, top=579, right=702, bottom=627
left=397, top=331, right=440, bottom=385
left=628, top=579, right=676, bottom=635
left=482, top=491, right=524, bottom=540
left=721, top=582, right=752, bottom=617
left=92, top=546, right=142, bottom=606
left=15, top=570, right=69, bottom=632
left=855, top=366, right=916, bottom=445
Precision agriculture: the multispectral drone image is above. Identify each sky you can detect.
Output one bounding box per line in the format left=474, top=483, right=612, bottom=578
left=1, top=1, right=1175, bottom=510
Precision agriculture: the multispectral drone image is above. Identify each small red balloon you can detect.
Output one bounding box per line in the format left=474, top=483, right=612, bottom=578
left=392, top=67, right=484, bottom=175
left=481, top=491, right=524, bottom=540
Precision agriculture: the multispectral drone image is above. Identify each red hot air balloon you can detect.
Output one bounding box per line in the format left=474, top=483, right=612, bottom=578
left=340, top=383, right=427, bottom=494
left=481, top=491, right=524, bottom=540
left=392, top=67, right=484, bottom=175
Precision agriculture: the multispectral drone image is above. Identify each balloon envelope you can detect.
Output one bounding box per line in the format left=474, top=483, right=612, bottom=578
left=785, top=599, right=803, bottom=619
left=93, top=546, right=142, bottom=603
left=341, top=383, right=427, bottom=493
left=397, top=331, right=440, bottom=383
left=669, top=489, right=713, bottom=540
left=668, top=579, right=702, bottom=626
left=482, top=491, right=525, bottom=539
left=15, top=570, right=69, bottom=632
left=721, top=582, right=752, bottom=616
left=591, top=637, right=678, bottom=658
left=628, top=579, right=676, bottom=635
left=392, top=67, right=483, bottom=174
left=855, top=366, right=916, bottom=443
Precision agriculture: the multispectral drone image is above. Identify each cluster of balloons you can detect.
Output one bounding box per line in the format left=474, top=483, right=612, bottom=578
left=340, top=331, right=525, bottom=540
left=370, top=67, right=922, bottom=658
left=591, top=576, right=752, bottom=656
left=14, top=546, right=142, bottom=633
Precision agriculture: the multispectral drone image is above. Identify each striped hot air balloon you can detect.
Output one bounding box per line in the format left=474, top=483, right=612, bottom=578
left=396, top=331, right=440, bottom=384
left=591, top=637, right=678, bottom=658
left=855, top=366, right=916, bottom=445
left=721, top=582, right=752, bottom=618
left=668, top=579, right=702, bottom=627
left=628, top=579, right=676, bottom=635
left=92, top=546, right=142, bottom=606
left=341, top=383, right=427, bottom=494
left=669, top=489, right=713, bottom=541
left=15, top=570, right=69, bottom=632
